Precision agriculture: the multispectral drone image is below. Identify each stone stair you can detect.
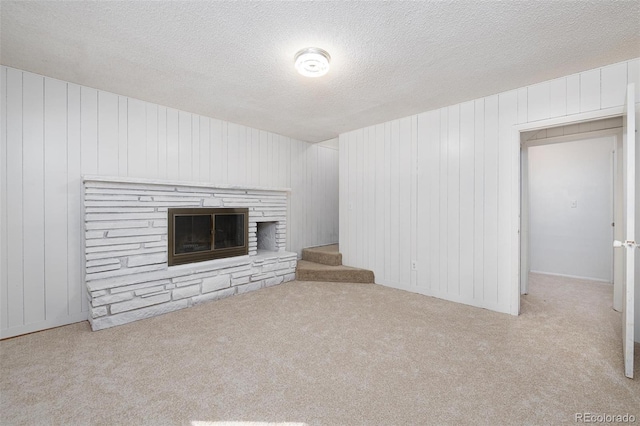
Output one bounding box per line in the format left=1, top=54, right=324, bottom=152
left=296, top=244, right=375, bottom=284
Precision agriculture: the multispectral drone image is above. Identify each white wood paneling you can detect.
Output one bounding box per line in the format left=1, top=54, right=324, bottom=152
left=6, top=68, right=24, bottom=328
left=566, top=74, right=581, bottom=115
left=44, top=78, right=68, bottom=321
left=549, top=78, right=567, bottom=118
left=459, top=101, right=475, bottom=298
left=473, top=99, right=485, bottom=301
left=147, top=104, right=159, bottom=178
left=22, top=72, right=45, bottom=324
left=1, top=66, right=8, bottom=330
left=580, top=69, right=601, bottom=112
left=338, top=58, right=637, bottom=315
left=166, top=109, right=179, bottom=180
left=98, top=91, right=119, bottom=176
left=601, top=62, right=628, bottom=109
left=67, top=83, right=83, bottom=315
left=497, top=90, right=518, bottom=308
left=0, top=66, right=339, bottom=338
left=178, top=111, right=191, bottom=181
left=447, top=107, right=460, bottom=295
left=118, top=96, right=128, bottom=176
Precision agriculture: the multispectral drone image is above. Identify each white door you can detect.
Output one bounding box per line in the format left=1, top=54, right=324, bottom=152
left=615, top=83, right=636, bottom=379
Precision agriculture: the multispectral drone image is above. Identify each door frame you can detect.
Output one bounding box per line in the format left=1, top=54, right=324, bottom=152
left=510, top=105, right=625, bottom=315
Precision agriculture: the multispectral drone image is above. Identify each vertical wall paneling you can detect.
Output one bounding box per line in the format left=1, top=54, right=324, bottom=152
left=191, top=115, right=200, bottom=181
left=628, top=59, right=640, bottom=100
left=166, top=109, right=179, bottom=180
left=210, top=118, right=223, bottom=183
left=438, top=110, right=449, bottom=293
left=127, top=98, right=147, bottom=177
left=6, top=68, right=24, bottom=328
left=337, top=58, right=635, bottom=315
left=199, top=117, right=210, bottom=182
left=248, top=128, right=258, bottom=186
left=527, top=82, right=549, bottom=122
left=410, top=116, right=418, bottom=287
left=220, top=121, right=229, bottom=184
left=67, top=83, right=83, bottom=315
left=44, top=77, right=68, bottom=320
left=259, top=131, right=268, bottom=186
left=517, top=88, right=528, bottom=124
left=291, top=140, right=305, bottom=253
left=236, top=123, right=247, bottom=186
left=374, top=124, right=385, bottom=281
left=580, top=69, right=601, bottom=112
left=548, top=78, right=567, bottom=118
left=354, top=130, right=363, bottom=267
left=428, top=110, right=440, bottom=292
left=118, top=97, right=128, bottom=176
left=308, top=143, right=319, bottom=247
left=178, top=111, right=191, bottom=181
left=399, top=118, right=412, bottom=286
left=483, top=95, right=499, bottom=305
left=98, top=91, right=119, bottom=176
left=360, top=128, right=369, bottom=269
left=146, top=104, right=159, bottom=178
left=157, top=106, right=167, bottom=179
left=22, top=72, right=45, bottom=324
left=0, top=66, right=8, bottom=330
left=282, top=136, right=291, bottom=190
left=415, top=113, right=427, bottom=288
left=459, top=101, right=475, bottom=298
left=497, top=91, right=518, bottom=307
left=349, top=132, right=358, bottom=267
left=80, top=87, right=98, bottom=175
left=390, top=121, right=400, bottom=282
left=473, top=99, right=485, bottom=301
left=601, top=62, right=628, bottom=109
left=1, top=66, right=339, bottom=338
left=447, top=107, right=460, bottom=295
left=566, top=74, right=581, bottom=115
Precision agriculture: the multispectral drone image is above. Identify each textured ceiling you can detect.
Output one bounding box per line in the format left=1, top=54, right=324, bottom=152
left=1, top=1, right=639, bottom=143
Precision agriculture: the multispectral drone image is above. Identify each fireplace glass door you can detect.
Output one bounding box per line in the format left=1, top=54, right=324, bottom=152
left=168, top=208, right=248, bottom=266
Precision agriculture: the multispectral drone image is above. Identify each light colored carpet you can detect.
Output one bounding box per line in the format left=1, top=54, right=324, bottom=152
left=1, top=273, right=639, bottom=425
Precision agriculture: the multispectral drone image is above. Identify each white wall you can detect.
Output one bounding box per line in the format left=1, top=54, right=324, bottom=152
left=339, top=58, right=640, bottom=333
left=528, top=136, right=615, bottom=282
left=0, top=66, right=339, bottom=338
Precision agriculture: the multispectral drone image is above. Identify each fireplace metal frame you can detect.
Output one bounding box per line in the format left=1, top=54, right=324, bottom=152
left=167, top=207, right=249, bottom=266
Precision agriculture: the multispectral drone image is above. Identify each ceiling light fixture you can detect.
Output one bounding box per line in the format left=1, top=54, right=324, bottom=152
left=294, top=47, right=331, bottom=78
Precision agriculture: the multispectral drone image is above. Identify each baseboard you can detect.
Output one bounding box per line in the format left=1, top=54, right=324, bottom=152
left=0, top=312, right=89, bottom=340
left=529, top=270, right=612, bottom=284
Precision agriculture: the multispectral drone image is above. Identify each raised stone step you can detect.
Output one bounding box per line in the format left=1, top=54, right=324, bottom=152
left=301, top=244, right=342, bottom=266
left=296, top=260, right=374, bottom=284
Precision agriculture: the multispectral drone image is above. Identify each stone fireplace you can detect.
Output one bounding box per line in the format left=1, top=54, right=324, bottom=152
left=83, top=176, right=296, bottom=331
left=168, top=207, right=249, bottom=266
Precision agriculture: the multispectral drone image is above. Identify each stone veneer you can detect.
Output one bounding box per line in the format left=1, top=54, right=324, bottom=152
left=83, top=176, right=297, bottom=331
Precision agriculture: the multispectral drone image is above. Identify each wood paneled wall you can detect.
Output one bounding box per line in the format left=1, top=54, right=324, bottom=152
left=0, top=66, right=338, bottom=338
left=340, top=58, right=639, bottom=315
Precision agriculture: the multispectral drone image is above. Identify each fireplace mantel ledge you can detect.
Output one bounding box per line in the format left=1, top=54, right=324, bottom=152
left=82, top=175, right=291, bottom=193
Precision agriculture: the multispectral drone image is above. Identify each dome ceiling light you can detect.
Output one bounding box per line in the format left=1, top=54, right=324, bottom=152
left=294, top=47, right=331, bottom=78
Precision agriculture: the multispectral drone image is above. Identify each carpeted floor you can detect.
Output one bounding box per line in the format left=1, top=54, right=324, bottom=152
left=1, top=273, right=639, bottom=425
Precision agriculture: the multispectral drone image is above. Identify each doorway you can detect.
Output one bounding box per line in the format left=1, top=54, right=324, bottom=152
left=520, top=118, right=623, bottom=310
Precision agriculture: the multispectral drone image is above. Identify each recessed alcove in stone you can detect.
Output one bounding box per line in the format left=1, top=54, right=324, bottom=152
left=257, top=221, right=278, bottom=252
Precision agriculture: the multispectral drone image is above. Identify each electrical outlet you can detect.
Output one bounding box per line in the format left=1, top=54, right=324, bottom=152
left=411, top=261, right=417, bottom=271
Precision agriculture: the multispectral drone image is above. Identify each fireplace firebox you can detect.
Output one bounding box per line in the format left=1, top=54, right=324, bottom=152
left=168, top=208, right=248, bottom=266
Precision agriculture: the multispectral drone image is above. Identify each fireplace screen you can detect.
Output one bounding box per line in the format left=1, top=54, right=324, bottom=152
left=168, top=208, right=248, bottom=266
